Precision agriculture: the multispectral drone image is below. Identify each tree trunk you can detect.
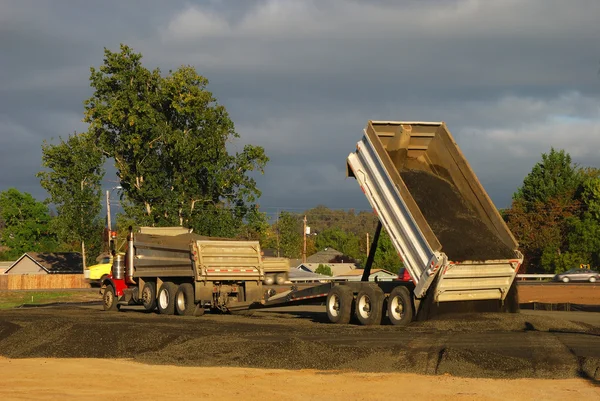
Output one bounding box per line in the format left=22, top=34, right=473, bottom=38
left=81, top=240, right=87, bottom=270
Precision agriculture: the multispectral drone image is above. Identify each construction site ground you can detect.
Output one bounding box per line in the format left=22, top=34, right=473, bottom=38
left=0, top=283, right=599, bottom=400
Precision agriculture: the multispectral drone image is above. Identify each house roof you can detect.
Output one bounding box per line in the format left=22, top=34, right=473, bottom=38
left=297, top=263, right=356, bottom=277
left=6, top=252, right=83, bottom=274
left=306, top=248, right=344, bottom=263
left=336, top=269, right=397, bottom=277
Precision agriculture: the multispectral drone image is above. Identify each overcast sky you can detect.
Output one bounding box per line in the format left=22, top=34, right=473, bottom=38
left=1, top=0, right=599, bottom=219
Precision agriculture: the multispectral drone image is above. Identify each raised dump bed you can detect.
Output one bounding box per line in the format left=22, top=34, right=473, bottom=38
left=347, top=121, right=523, bottom=303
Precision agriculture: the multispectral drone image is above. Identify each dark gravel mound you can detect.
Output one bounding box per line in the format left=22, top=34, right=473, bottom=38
left=0, top=306, right=599, bottom=380
left=400, top=170, right=514, bottom=261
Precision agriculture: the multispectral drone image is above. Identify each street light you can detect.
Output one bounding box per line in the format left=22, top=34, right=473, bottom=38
left=106, top=186, right=122, bottom=232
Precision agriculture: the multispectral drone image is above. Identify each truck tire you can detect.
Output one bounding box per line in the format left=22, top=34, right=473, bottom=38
left=326, top=285, right=353, bottom=324
left=103, top=285, right=119, bottom=312
left=275, top=273, right=287, bottom=285
left=141, top=281, right=157, bottom=312
left=157, top=282, right=177, bottom=315
left=355, top=285, right=384, bottom=326
left=175, top=283, right=195, bottom=316
left=264, top=274, right=275, bottom=285
left=386, top=286, right=413, bottom=326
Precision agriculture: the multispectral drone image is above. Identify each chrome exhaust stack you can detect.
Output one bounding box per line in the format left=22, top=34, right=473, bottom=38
left=126, top=226, right=136, bottom=284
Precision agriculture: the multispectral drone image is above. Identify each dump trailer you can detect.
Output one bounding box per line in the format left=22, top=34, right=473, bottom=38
left=262, top=120, right=523, bottom=325
left=101, top=228, right=270, bottom=315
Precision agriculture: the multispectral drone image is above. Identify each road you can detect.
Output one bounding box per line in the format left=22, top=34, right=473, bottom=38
left=0, top=303, right=599, bottom=382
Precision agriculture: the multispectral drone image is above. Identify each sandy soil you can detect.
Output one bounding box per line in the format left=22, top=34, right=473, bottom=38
left=518, top=284, right=600, bottom=305
left=1, top=357, right=598, bottom=401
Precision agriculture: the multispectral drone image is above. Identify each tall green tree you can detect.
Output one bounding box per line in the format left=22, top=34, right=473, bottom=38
left=507, top=148, right=584, bottom=272
left=514, top=148, right=582, bottom=210
left=84, top=44, right=268, bottom=236
left=38, top=132, right=105, bottom=268
left=275, top=212, right=303, bottom=258
left=0, top=189, right=57, bottom=260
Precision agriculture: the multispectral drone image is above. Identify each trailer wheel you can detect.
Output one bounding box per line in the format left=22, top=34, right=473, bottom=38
left=387, top=287, right=413, bottom=326
left=103, top=285, right=119, bottom=312
left=264, top=274, right=275, bottom=285
left=275, top=273, right=287, bottom=285
left=175, top=283, right=195, bottom=316
left=326, top=285, right=353, bottom=324
left=355, top=285, right=384, bottom=326
left=141, top=281, right=157, bottom=312
left=157, top=282, right=177, bottom=315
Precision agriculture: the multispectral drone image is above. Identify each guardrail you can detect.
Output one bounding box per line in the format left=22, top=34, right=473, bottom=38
left=515, top=274, right=555, bottom=281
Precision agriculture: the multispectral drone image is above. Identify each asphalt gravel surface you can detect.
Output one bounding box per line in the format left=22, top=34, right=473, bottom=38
left=1, top=304, right=599, bottom=382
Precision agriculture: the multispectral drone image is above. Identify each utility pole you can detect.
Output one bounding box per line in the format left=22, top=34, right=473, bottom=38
left=302, top=215, right=307, bottom=263
left=106, top=190, right=112, bottom=232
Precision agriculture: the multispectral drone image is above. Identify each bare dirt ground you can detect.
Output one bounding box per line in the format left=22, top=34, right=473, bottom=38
left=1, top=357, right=598, bottom=401
left=518, top=283, right=600, bottom=305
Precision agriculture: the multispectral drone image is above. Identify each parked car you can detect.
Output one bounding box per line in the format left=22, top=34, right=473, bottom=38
left=553, top=268, right=600, bottom=283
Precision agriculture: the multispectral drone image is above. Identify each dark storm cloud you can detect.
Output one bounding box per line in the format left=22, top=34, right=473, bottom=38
left=1, top=0, right=599, bottom=211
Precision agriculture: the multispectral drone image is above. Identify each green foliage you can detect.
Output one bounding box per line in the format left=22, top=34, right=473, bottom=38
left=540, top=248, right=587, bottom=274
left=579, top=177, right=600, bottom=220
left=372, top=229, right=402, bottom=274
left=274, top=212, right=302, bottom=258
left=0, top=189, right=57, bottom=260
left=84, top=44, right=268, bottom=236
left=507, top=148, right=586, bottom=273
left=315, top=264, right=333, bottom=276
left=514, top=148, right=582, bottom=210
left=38, top=132, right=105, bottom=266
left=315, top=227, right=361, bottom=259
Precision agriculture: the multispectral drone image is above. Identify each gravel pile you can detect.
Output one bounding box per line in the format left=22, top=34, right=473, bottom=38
left=400, top=170, right=514, bottom=261
left=0, top=306, right=598, bottom=380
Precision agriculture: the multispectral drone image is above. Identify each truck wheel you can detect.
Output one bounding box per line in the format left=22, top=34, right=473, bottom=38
left=264, top=274, right=275, bottom=285
left=355, top=285, right=384, bottom=326
left=326, top=285, right=353, bottom=324
left=157, top=282, right=177, bottom=315
left=275, top=273, right=287, bottom=285
left=103, top=285, right=119, bottom=312
left=141, top=281, right=157, bottom=312
left=175, top=283, right=195, bottom=316
left=387, top=287, right=413, bottom=326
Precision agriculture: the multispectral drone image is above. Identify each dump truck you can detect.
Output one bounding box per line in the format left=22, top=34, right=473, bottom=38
left=100, top=120, right=523, bottom=326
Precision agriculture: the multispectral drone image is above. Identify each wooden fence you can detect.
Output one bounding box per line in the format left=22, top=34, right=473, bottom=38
left=0, top=274, right=90, bottom=290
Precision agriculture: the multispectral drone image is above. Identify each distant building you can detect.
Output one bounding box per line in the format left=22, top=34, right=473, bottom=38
left=297, top=263, right=357, bottom=277
left=306, top=248, right=344, bottom=264
left=0, top=261, right=15, bottom=275
left=5, top=253, right=83, bottom=275
left=334, top=269, right=397, bottom=282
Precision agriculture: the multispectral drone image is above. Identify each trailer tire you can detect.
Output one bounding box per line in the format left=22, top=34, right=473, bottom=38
left=387, top=286, right=413, bottom=326
left=157, top=282, right=177, bottom=315
left=275, top=273, right=287, bottom=285
left=264, top=274, right=275, bottom=286
left=326, top=285, right=353, bottom=324
left=103, top=285, right=119, bottom=312
left=355, top=285, right=384, bottom=326
left=141, top=281, right=157, bottom=312
left=175, top=283, right=195, bottom=316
